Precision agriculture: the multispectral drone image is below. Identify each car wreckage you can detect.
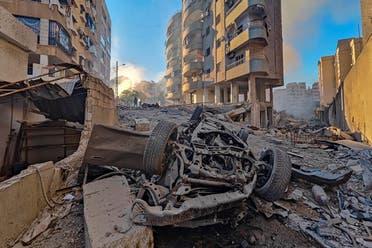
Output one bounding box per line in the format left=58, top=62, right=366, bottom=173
left=129, top=108, right=292, bottom=228
left=83, top=107, right=291, bottom=227
left=82, top=106, right=354, bottom=229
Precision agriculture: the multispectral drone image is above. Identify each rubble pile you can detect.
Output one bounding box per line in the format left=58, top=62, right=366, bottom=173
left=14, top=105, right=372, bottom=248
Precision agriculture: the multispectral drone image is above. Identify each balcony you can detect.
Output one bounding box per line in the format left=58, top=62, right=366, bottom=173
left=226, top=57, right=268, bottom=80
left=166, top=78, right=175, bottom=88
left=227, top=24, right=267, bottom=52
left=167, top=57, right=181, bottom=69
left=226, top=0, right=266, bottom=27
left=183, top=21, right=203, bottom=40
left=183, top=61, right=203, bottom=77
left=182, top=80, right=212, bottom=93
left=183, top=40, right=203, bottom=55
left=183, top=0, right=204, bottom=23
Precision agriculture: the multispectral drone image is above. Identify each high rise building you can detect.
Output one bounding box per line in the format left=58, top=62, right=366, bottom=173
left=0, top=0, right=111, bottom=83
left=165, top=12, right=182, bottom=104
left=177, top=0, right=283, bottom=127
left=361, top=0, right=372, bottom=45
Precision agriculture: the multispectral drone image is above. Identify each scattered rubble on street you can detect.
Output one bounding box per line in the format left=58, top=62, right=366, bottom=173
left=5, top=103, right=372, bottom=248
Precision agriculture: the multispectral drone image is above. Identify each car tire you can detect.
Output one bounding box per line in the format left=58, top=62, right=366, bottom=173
left=255, top=148, right=291, bottom=202
left=143, top=121, right=178, bottom=177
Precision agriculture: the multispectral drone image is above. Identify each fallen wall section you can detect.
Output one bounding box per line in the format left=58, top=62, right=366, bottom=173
left=83, top=176, right=154, bottom=248
left=0, top=162, right=62, bottom=246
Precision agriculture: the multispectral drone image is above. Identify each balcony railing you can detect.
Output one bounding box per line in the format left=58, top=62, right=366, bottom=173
left=226, top=57, right=246, bottom=71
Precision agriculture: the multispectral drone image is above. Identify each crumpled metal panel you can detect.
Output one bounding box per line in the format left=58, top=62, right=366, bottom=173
left=83, top=125, right=150, bottom=171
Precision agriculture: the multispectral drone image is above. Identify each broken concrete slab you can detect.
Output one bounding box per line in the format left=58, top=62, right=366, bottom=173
left=83, top=176, right=153, bottom=248
left=0, top=161, right=62, bottom=246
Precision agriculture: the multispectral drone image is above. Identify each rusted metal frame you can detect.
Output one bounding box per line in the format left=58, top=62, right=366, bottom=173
left=24, top=143, right=79, bottom=150
left=0, top=73, right=82, bottom=98
left=0, top=65, right=78, bottom=90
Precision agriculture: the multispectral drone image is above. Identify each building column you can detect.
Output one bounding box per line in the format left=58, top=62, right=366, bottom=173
left=248, top=77, right=260, bottom=127
left=230, top=82, right=239, bottom=103
left=203, top=87, right=209, bottom=103
left=215, top=85, right=221, bottom=104
left=39, top=19, right=49, bottom=45
left=223, top=86, right=229, bottom=103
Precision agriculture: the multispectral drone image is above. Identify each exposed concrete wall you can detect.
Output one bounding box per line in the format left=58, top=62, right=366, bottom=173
left=0, top=162, right=62, bottom=246
left=84, top=76, right=118, bottom=130
left=343, top=38, right=372, bottom=143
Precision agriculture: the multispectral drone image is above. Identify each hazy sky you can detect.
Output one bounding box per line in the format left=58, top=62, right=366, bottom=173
left=106, top=0, right=362, bottom=86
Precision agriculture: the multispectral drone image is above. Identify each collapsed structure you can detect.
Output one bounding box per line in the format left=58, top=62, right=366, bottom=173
left=165, top=0, right=284, bottom=128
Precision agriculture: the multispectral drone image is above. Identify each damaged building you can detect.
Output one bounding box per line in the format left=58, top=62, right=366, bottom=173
left=273, top=82, right=320, bottom=120
left=318, top=0, right=372, bottom=144
left=0, top=0, right=112, bottom=83
left=165, top=0, right=284, bottom=128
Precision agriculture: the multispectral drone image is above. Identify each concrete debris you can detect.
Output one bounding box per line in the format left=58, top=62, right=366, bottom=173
left=83, top=176, right=153, bottom=248
left=134, top=118, right=150, bottom=132
left=312, top=185, right=329, bottom=206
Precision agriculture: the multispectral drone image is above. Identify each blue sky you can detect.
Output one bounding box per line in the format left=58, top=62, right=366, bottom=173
left=106, top=0, right=362, bottom=86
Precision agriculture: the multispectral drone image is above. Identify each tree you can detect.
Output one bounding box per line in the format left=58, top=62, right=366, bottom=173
left=119, top=90, right=139, bottom=106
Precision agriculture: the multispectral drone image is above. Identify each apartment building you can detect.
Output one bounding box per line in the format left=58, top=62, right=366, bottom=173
left=274, top=82, right=319, bottom=120
left=318, top=38, right=362, bottom=107
left=165, top=12, right=183, bottom=104
left=0, top=0, right=111, bottom=83
left=179, top=0, right=283, bottom=127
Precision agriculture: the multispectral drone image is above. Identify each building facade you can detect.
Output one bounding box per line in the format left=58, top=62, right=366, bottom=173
left=361, top=0, right=372, bottom=45
left=0, top=5, right=37, bottom=82
left=318, top=38, right=362, bottom=108
left=0, top=0, right=111, bottom=83
left=176, top=0, right=283, bottom=127
left=274, top=82, right=319, bottom=120
left=165, top=12, right=183, bottom=104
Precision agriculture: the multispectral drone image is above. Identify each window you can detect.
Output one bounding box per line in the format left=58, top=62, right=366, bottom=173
left=216, top=62, right=221, bottom=72
left=236, top=25, right=243, bottom=35
left=205, top=47, right=210, bottom=57
left=49, top=20, right=72, bottom=55
left=27, top=64, right=33, bottom=75
left=206, top=26, right=210, bottom=36
left=216, top=15, right=221, bottom=25
left=205, top=68, right=211, bottom=74
left=216, top=39, right=221, bottom=48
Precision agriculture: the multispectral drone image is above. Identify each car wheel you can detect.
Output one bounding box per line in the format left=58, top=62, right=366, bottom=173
left=255, top=148, right=291, bottom=202
left=143, top=121, right=178, bottom=177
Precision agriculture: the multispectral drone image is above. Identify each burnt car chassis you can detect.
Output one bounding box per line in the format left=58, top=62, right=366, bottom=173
left=129, top=109, right=292, bottom=227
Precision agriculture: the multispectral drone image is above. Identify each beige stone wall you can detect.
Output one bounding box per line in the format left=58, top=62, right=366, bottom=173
left=361, top=0, right=372, bottom=45
left=0, top=162, right=62, bottom=246
left=318, top=55, right=336, bottom=106
left=0, top=5, right=37, bottom=82
left=344, top=38, right=372, bottom=144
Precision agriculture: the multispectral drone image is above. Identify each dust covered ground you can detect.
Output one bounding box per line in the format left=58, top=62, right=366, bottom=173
left=17, top=105, right=372, bottom=247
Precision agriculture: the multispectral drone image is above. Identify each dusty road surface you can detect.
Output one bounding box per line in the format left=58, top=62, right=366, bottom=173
left=15, top=105, right=372, bottom=248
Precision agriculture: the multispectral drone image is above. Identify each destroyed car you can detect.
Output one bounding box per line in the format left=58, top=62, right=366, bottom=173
left=128, top=108, right=292, bottom=227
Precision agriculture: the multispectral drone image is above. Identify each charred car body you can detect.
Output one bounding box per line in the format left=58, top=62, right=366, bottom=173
left=83, top=107, right=292, bottom=227
left=129, top=108, right=292, bottom=227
